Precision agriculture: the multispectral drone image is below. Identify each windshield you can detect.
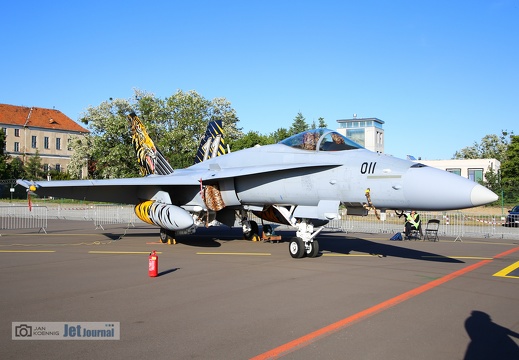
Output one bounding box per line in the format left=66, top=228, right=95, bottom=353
left=279, top=129, right=364, bottom=151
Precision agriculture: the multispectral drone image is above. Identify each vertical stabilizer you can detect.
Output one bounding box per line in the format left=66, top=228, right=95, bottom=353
left=194, top=120, right=226, bottom=164
left=127, top=112, right=174, bottom=176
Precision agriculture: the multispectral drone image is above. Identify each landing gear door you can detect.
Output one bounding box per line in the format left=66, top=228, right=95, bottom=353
left=293, top=200, right=340, bottom=220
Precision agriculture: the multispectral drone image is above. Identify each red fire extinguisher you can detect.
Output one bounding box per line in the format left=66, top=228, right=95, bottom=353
left=148, top=250, right=158, bottom=277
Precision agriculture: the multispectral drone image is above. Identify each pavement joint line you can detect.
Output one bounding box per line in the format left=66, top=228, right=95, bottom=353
left=422, top=256, right=494, bottom=260
left=322, top=254, right=378, bottom=257
left=197, top=252, right=271, bottom=256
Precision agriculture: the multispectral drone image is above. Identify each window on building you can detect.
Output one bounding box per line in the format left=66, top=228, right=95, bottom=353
left=55, top=164, right=61, bottom=172
left=44, top=137, right=49, bottom=149
left=468, top=168, right=483, bottom=183
left=67, top=138, right=72, bottom=151
left=346, top=128, right=365, bottom=146
left=43, top=164, right=49, bottom=173
left=31, top=136, right=37, bottom=148
left=2, top=128, right=7, bottom=135
left=56, top=138, right=61, bottom=150
left=446, top=168, right=461, bottom=176
left=14, top=129, right=20, bottom=137
left=14, top=142, right=19, bottom=152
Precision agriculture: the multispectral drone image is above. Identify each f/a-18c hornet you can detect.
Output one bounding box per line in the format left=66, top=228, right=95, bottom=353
left=17, top=113, right=498, bottom=258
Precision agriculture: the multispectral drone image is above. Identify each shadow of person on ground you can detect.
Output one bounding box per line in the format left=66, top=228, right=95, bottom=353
left=464, top=310, right=519, bottom=360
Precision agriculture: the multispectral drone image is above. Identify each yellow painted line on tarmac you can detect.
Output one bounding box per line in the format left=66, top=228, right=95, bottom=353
left=0, top=250, right=56, bottom=253
left=88, top=251, right=163, bottom=255
left=196, top=252, right=271, bottom=256
left=493, top=260, right=519, bottom=279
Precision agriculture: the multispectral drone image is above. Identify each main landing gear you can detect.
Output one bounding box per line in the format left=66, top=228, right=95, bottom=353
left=159, top=228, right=176, bottom=245
left=289, top=220, right=323, bottom=259
left=242, top=219, right=260, bottom=241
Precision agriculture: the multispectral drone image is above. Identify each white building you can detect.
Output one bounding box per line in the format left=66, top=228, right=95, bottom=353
left=336, top=117, right=384, bottom=153
left=415, top=159, right=500, bottom=183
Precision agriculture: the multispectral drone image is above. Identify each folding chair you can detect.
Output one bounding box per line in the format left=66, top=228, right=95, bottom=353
left=424, top=219, right=440, bottom=241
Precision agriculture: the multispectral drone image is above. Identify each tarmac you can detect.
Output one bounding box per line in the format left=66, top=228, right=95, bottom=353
left=1, top=219, right=518, bottom=359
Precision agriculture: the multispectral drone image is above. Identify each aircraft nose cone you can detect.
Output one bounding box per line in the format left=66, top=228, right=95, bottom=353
left=470, top=184, right=498, bottom=206
left=402, top=166, right=498, bottom=210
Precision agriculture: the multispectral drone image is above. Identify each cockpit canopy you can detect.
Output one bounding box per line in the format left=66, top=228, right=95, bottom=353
left=279, top=129, right=364, bottom=151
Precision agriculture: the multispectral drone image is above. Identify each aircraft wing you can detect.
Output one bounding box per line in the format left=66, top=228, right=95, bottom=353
left=17, top=162, right=339, bottom=204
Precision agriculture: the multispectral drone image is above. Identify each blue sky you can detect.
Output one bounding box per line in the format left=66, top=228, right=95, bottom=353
left=2, top=0, right=517, bottom=160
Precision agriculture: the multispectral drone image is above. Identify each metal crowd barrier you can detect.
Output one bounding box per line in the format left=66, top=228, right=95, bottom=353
left=1, top=202, right=517, bottom=240
left=93, top=204, right=138, bottom=230
left=0, top=206, right=47, bottom=233
left=324, top=211, right=519, bottom=240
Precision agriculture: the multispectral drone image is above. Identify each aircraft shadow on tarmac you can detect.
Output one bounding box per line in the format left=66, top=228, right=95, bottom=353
left=316, top=233, right=464, bottom=263
left=150, top=226, right=464, bottom=262
left=463, top=310, right=519, bottom=359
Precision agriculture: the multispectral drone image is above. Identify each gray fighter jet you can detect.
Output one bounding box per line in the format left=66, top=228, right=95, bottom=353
left=17, top=126, right=497, bottom=258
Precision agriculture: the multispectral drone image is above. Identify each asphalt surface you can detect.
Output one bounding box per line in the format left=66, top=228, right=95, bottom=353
left=1, top=220, right=518, bottom=359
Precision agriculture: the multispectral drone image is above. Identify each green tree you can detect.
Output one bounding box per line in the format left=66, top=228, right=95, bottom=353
left=318, top=117, right=327, bottom=128
left=453, top=130, right=512, bottom=162
left=269, top=128, right=290, bottom=143
left=24, top=150, right=45, bottom=180
left=0, top=130, right=11, bottom=179
left=9, top=157, right=25, bottom=180
left=72, top=89, right=242, bottom=178
left=289, top=112, right=308, bottom=135
left=500, top=135, right=519, bottom=203
left=230, top=131, right=273, bottom=151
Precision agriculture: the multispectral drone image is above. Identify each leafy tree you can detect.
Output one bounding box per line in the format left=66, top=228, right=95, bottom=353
left=289, top=112, right=308, bottom=135
left=0, top=130, right=11, bottom=179
left=500, top=135, right=519, bottom=203
left=269, top=128, right=290, bottom=143
left=318, top=117, right=327, bottom=128
left=453, top=130, right=512, bottom=162
left=76, top=97, right=136, bottom=179
left=24, top=150, right=45, bottom=180
left=9, top=157, right=24, bottom=180
left=71, top=89, right=242, bottom=178
left=230, top=131, right=273, bottom=151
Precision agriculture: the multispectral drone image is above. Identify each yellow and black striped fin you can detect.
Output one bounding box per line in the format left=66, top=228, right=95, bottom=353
left=194, top=120, right=226, bottom=164
left=127, top=112, right=174, bottom=175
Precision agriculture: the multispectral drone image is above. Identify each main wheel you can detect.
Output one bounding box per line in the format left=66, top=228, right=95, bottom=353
left=306, top=240, right=319, bottom=258
left=289, top=237, right=306, bottom=258
left=243, top=220, right=259, bottom=240
left=160, top=228, right=176, bottom=244
left=159, top=228, right=168, bottom=244
left=263, top=225, right=273, bottom=237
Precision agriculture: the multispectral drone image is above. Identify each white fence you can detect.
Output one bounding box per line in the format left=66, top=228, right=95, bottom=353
left=1, top=203, right=518, bottom=240
left=0, top=203, right=140, bottom=231
left=93, top=204, right=138, bottom=230
left=0, top=206, right=47, bottom=233
left=323, top=211, right=519, bottom=240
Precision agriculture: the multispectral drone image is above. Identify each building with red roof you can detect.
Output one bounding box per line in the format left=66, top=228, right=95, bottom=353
left=0, top=104, right=89, bottom=177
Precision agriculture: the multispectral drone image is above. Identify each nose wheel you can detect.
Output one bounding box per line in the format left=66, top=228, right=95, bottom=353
left=289, top=219, right=322, bottom=258
left=289, top=237, right=320, bottom=258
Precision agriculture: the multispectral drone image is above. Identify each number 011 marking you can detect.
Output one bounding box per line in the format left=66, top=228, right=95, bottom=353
left=360, top=162, right=376, bottom=174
